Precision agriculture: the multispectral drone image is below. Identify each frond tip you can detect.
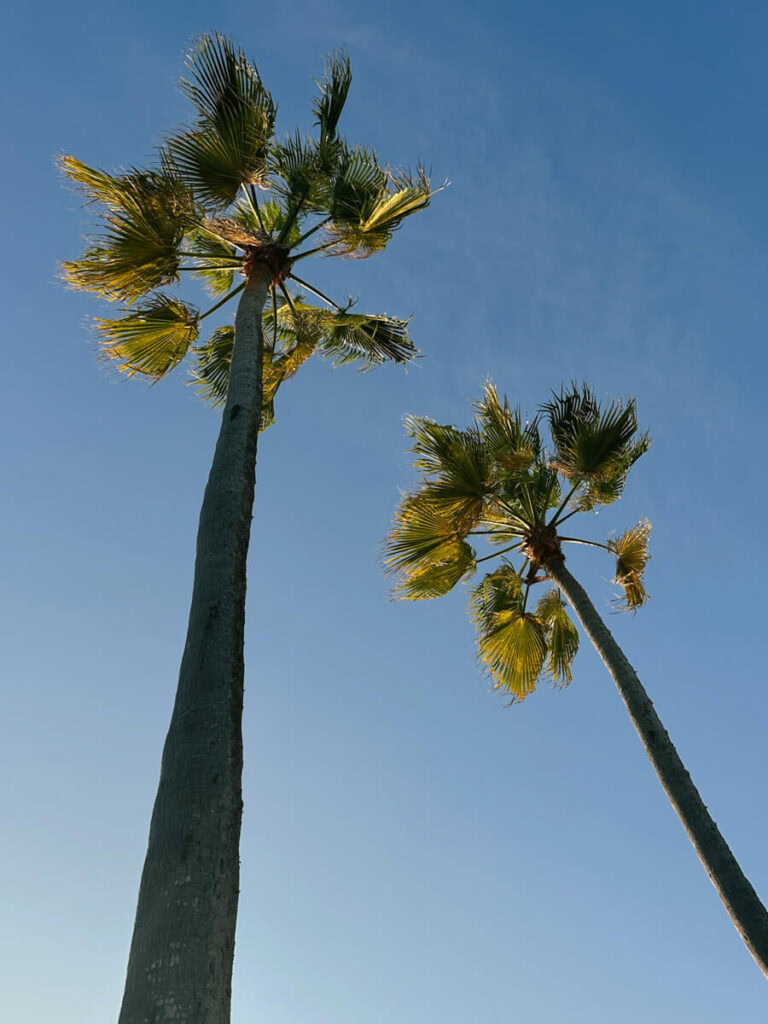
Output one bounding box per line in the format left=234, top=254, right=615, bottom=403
left=610, top=519, right=652, bottom=611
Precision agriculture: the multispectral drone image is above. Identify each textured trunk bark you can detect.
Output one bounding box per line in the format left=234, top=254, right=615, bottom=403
left=546, top=555, right=768, bottom=978
left=118, top=266, right=271, bottom=1024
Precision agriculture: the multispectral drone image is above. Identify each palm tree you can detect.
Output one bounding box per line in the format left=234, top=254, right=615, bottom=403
left=385, top=381, right=768, bottom=977
left=60, top=34, right=440, bottom=1024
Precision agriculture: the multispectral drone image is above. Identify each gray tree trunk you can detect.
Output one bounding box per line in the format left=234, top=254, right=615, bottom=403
left=118, top=266, right=271, bottom=1024
left=546, top=555, right=768, bottom=978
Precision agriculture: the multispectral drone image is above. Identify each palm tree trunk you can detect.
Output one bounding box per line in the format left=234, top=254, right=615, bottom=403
left=546, top=555, right=768, bottom=978
left=118, top=265, right=271, bottom=1024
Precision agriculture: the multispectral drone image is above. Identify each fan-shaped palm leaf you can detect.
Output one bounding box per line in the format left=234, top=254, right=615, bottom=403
left=384, top=493, right=466, bottom=575
left=610, top=520, right=652, bottom=611
left=168, top=34, right=276, bottom=208
left=277, top=301, right=415, bottom=367
left=60, top=160, right=196, bottom=301
left=325, top=164, right=439, bottom=257
left=188, top=326, right=233, bottom=405
left=95, top=294, right=199, bottom=378
left=536, top=589, right=579, bottom=683
left=324, top=145, right=387, bottom=226
left=269, top=132, right=342, bottom=218
left=313, top=51, right=351, bottom=143
left=397, top=540, right=476, bottom=600
left=318, top=310, right=414, bottom=367
left=476, top=382, right=541, bottom=475
left=470, top=568, right=546, bottom=697
left=404, top=418, right=491, bottom=530
left=543, top=385, right=649, bottom=484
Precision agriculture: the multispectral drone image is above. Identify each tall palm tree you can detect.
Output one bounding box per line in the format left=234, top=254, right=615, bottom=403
left=385, top=381, right=768, bottom=977
left=60, top=34, right=440, bottom=1024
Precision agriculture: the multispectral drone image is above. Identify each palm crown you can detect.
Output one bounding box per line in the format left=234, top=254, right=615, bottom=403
left=60, top=33, right=441, bottom=427
left=385, top=382, right=651, bottom=699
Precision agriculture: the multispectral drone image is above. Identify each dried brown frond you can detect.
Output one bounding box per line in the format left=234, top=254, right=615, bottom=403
left=204, top=216, right=270, bottom=247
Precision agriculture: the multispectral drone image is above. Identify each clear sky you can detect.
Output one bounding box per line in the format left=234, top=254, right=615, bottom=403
left=2, top=1, right=767, bottom=1021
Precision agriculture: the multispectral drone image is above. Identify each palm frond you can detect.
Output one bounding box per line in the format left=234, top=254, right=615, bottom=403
left=190, top=305, right=319, bottom=423
left=543, top=384, right=649, bottom=484
left=185, top=229, right=239, bottom=296
left=95, top=294, right=199, bottom=378
left=609, top=520, right=652, bottom=611
left=203, top=214, right=266, bottom=247
left=60, top=160, right=196, bottom=301
left=325, top=163, right=440, bottom=257
left=188, top=325, right=233, bottom=405
left=326, top=145, right=387, bottom=227
left=275, top=301, right=415, bottom=367
left=232, top=198, right=302, bottom=246
left=313, top=51, right=352, bottom=143
left=168, top=33, right=276, bottom=208
left=384, top=493, right=464, bottom=575
left=536, top=589, right=579, bottom=683
left=396, top=540, right=475, bottom=600
left=470, top=567, right=546, bottom=698
left=318, top=310, right=415, bottom=367
left=404, top=418, right=491, bottom=531
left=499, top=462, right=560, bottom=527
left=476, top=381, right=540, bottom=475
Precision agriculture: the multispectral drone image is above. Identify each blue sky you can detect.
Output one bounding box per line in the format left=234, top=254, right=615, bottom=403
left=2, top=1, right=768, bottom=1020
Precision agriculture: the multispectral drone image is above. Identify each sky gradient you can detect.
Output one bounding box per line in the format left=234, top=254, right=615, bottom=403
left=2, top=1, right=768, bottom=1020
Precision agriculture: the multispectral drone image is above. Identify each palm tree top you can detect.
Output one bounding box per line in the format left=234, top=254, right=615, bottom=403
left=385, top=382, right=652, bottom=699
left=59, top=33, right=444, bottom=424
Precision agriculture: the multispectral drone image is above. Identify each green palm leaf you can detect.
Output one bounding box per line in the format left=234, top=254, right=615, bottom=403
left=188, top=326, right=233, bottom=406
left=278, top=301, right=415, bottom=367
left=404, top=418, right=490, bottom=530
left=313, top=51, right=352, bottom=143
left=325, top=164, right=439, bottom=257
left=536, top=589, right=579, bottom=683
left=318, top=310, right=414, bottom=367
left=270, top=132, right=342, bottom=216
left=95, top=294, right=199, bottom=378
left=397, top=541, right=476, bottom=600
left=476, top=382, right=541, bottom=475
left=60, top=159, right=196, bottom=301
left=232, top=198, right=302, bottom=245
left=384, top=493, right=464, bottom=575
left=168, top=33, right=276, bottom=208
left=610, top=520, right=652, bottom=611
left=185, top=230, right=238, bottom=296
left=190, top=302, right=320, bottom=426
left=470, top=567, right=546, bottom=698
left=543, top=384, right=650, bottom=485
left=325, top=146, right=387, bottom=227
